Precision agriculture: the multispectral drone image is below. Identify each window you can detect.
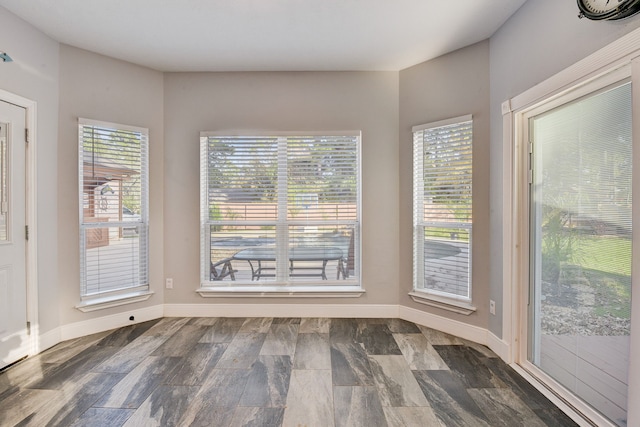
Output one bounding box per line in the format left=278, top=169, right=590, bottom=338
left=78, top=119, right=150, bottom=310
left=412, top=115, right=473, bottom=310
left=524, top=78, right=632, bottom=427
left=200, top=132, right=360, bottom=290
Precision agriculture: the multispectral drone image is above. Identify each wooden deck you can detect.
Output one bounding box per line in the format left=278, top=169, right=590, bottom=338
left=540, top=334, right=629, bottom=426
left=84, top=234, right=143, bottom=295
left=423, top=240, right=470, bottom=298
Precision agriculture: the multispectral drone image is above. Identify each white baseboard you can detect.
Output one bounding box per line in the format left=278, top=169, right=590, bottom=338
left=399, top=306, right=513, bottom=363
left=34, top=303, right=515, bottom=367
left=60, top=304, right=164, bottom=341
left=399, top=305, right=488, bottom=346
left=164, top=303, right=399, bottom=319
left=486, top=330, right=511, bottom=362
left=37, top=326, right=62, bottom=354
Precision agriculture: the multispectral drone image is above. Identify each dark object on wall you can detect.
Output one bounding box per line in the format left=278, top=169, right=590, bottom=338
left=577, top=0, right=640, bottom=20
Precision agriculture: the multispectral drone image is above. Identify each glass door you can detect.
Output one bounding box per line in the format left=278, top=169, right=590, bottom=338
left=528, top=81, right=632, bottom=426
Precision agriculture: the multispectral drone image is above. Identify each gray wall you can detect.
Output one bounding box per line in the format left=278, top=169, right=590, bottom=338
left=57, top=45, right=165, bottom=325
left=399, top=41, right=491, bottom=328
left=488, top=0, right=640, bottom=337
left=0, top=8, right=60, bottom=335
left=4, top=0, right=640, bottom=341
left=163, top=72, right=400, bottom=306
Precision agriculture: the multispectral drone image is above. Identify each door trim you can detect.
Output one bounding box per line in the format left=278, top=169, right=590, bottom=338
left=503, top=26, right=640, bottom=427
left=0, top=89, right=38, bottom=356
left=518, top=74, right=632, bottom=427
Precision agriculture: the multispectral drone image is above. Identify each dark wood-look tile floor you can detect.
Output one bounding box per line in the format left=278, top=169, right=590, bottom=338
left=0, top=317, right=578, bottom=427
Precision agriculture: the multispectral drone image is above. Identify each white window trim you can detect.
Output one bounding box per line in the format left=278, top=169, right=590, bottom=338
left=77, top=118, right=150, bottom=310
left=199, top=130, right=363, bottom=294
left=412, top=115, right=474, bottom=313
left=75, top=289, right=154, bottom=312
left=408, top=290, right=476, bottom=315
left=197, top=285, right=365, bottom=298
left=502, top=26, right=640, bottom=427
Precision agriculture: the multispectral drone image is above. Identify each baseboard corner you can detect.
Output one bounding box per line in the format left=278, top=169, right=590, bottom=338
left=60, top=304, right=164, bottom=341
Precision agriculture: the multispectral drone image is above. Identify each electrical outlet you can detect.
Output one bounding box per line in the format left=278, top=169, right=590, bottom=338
left=166, top=278, right=173, bottom=289
left=489, top=300, right=496, bottom=315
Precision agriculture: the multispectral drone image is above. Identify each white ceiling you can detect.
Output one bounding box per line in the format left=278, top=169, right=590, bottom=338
left=0, top=0, right=527, bottom=72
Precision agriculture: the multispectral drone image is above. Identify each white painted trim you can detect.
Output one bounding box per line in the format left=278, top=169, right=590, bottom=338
left=200, top=131, right=362, bottom=288
left=0, top=89, right=39, bottom=361
left=60, top=304, right=164, bottom=341
left=37, top=326, right=61, bottom=354
left=201, top=130, right=362, bottom=138
left=408, top=291, right=476, bottom=315
left=197, top=286, right=364, bottom=298
left=486, top=330, right=510, bottom=362
left=75, top=290, right=155, bottom=312
left=627, top=55, right=640, bottom=427
left=510, top=26, right=640, bottom=112
left=164, top=303, right=398, bottom=319
left=49, top=303, right=493, bottom=349
left=398, top=306, right=487, bottom=346
left=412, top=114, right=473, bottom=133
left=30, top=304, right=501, bottom=357
left=79, top=117, right=148, bottom=134
left=501, top=102, right=517, bottom=365
left=498, top=101, right=517, bottom=363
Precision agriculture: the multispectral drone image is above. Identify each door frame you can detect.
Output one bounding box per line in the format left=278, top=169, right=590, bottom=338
left=502, top=29, right=640, bottom=427
left=0, top=89, right=39, bottom=358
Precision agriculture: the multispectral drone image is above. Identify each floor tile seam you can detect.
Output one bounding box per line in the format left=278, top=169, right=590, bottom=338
left=91, top=382, right=165, bottom=409
left=21, top=384, right=63, bottom=391
left=410, top=368, right=455, bottom=372
left=206, top=367, right=253, bottom=372
left=290, top=367, right=332, bottom=371
left=378, top=404, right=435, bottom=408
left=292, top=366, right=331, bottom=370
left=90, top=401, right=145, bottom=410
left=331, top=384, right=379, bottom=388
left=465, top=387, right=552, bottom=426
left=89, top=363, right=146, bottom=375
left=65, top=376, right=135, bottom=424
left=235, top=403, right=286, bottom=409
left=378, top=403, right=435, bottom=408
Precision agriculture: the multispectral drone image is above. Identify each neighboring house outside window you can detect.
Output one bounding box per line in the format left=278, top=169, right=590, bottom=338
left=200, top=132, right=360, bottom=291
left=412, top=116, right=474, bottom=313
left=77, top=118, right=151, bottom=311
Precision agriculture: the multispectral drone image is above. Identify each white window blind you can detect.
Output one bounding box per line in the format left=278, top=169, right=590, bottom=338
left=413, top=116, right=472, bottom=301
left=78, top=119, right=149, bottom=299
left=201, top=132, right=360, bottom=286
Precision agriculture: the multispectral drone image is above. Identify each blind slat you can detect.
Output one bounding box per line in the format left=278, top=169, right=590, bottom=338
left=201, top=133, right=360, bottom=283
left=79, top=120, right=149, bottom=297
left=413, top=119, right=472, bottom=300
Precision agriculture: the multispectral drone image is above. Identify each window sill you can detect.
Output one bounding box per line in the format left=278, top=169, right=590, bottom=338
left=75, top=290, right=155, bottom=312
left=408, top=291, right=476, bottom=315
left=197, top=285, right=365, bottom=298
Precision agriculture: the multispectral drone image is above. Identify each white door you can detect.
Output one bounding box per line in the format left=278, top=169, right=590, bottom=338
left=526, top=80, right=632, bottom=426
left=0, top=100, right=28, bottom=369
